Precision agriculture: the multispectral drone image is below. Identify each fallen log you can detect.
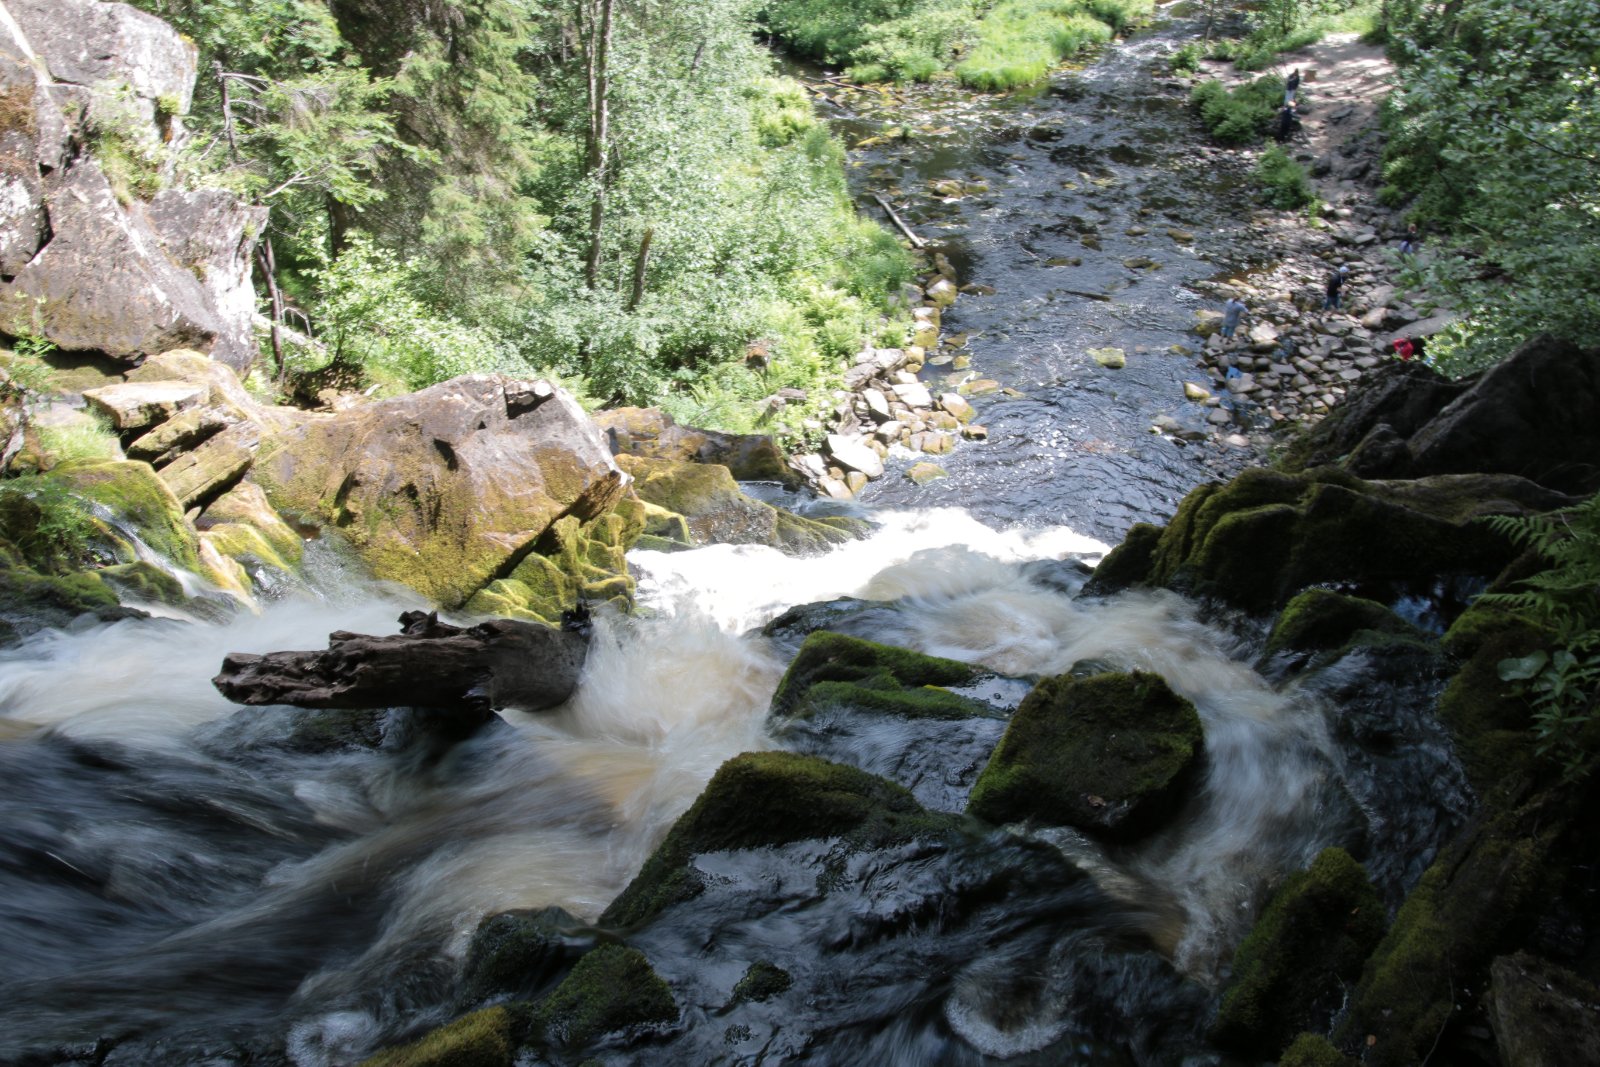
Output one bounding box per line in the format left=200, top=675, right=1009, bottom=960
left=872, top=193, right=927, bottom=249
left=212, top=610, right=589, bottom=716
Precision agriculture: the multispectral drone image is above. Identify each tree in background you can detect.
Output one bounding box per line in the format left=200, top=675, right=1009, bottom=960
left=1379, top=0, right=1600, bottom=374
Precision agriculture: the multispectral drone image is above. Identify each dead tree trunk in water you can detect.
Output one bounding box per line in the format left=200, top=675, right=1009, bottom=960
left=582, top=0, right=615, bottom=292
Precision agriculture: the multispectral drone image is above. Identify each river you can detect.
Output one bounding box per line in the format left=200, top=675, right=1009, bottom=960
left=0, top=10, right=1464, bottom=1067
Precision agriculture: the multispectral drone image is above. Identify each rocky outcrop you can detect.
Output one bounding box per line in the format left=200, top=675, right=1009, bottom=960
left=252, top=376, right=629, bottom=608
left=0, top=0, right=265, bottom=371
left=213, top=610, right=589, bottom=716
left=595, top=407, right=800, bottom=487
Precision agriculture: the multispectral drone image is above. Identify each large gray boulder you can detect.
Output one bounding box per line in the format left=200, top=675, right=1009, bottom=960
left=252, top=376, right=631, bottom=608
left=0, top=0, right=265, bottom=372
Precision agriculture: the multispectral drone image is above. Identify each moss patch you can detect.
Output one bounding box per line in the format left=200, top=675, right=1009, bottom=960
left=461, top=907, right=581, bottom=1005
left=1081, top=521, right=1163, bottom=596
left=1278, top=1033, right=1356, bottom=1067
left=0, top=565, right=142, bottom=646
left=1265, top=588, right=1426, bottom=656
left=1435, top=613, right=1545, bottom=796
left=1211, top=848, right=1386, bottom=1057
left=729, top=960, right=792, bottom=1005
left=358, top=1006, right=513, bottom=1067
left=770, top=630, right=997, bottom=722
left=600, top=751, right=958, bottom=927
left=97, top=561, right=186, bottom=606
left=968, top=671, right=1202, bottom=841
left=527, top=944, right=676, bottom=1048
left=56, top=459, right=201, bottom=573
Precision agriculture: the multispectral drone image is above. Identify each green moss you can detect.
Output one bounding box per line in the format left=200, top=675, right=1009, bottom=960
left=1211, top=848, right=1386, bottom=1056
left=1435, top=616, right=1544, bottom=794
left=1278, top=1033, right=1355, bottom=1067
left=1081, top=521, right=1163, bottom=595
left=1338, top=794, right=1568, bottom=1067
left=639, top=501, right=693, bottom=546
left=0, top=564, right=142, bottom=646
left=770, top=631, right=993, bottom=722
left=773, top=508, right=869, bottom=554
left=461, top=907, right=577, bottom=1005
left=358, top=1005, right=513, bottom=1067
left=56, top=460, right=201, bottom=573
left=527, top=944, right=676, bottom=1048
left=967, top=671, right=1202, bottom=841
left=97, top=561, right=186, bottom=606
left=729, top=960, right=792, bottom=1005
left=1266, top=589, right=1425, bottom=655
left=203, top=524, right=297, bottom=575
left=600, top=751, right=958, bottom=927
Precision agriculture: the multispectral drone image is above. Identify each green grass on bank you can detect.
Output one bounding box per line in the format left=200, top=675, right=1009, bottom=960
left=763, top=0, right=1152, bottom=91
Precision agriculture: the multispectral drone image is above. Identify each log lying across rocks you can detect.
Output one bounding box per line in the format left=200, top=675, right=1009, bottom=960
left=212, top=610, right=589, bottom=715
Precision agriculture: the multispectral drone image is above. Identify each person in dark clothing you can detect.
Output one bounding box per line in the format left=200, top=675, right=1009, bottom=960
left=1323, top=264, right=1348, bottom=310
left=1398, top=222, right=1421, bottom=255
left=1274, top=104, right=1297, bottom=143
left=1285, top=68, right=1301, bottom=105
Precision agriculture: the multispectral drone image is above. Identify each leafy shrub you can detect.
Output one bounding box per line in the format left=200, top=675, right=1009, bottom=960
left=1482, top=494, right=1600, bottom=778
left=1253, top=145, right=1315, bottom=209
left=1171, top=42, right=1202, bottom=73
left=1189, top=75, right=1282, bottom=145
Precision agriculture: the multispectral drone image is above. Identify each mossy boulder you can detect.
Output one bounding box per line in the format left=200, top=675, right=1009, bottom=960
left=358, top=1005, right=513, bottom=1067
left=464, top=510, right=639, bottom=626
left=1083, top=467, right=1560, bottom=615
left=253, top=376, right=627, bottom=608
left=729, top=961, right=792, bottom=1005
left=1264, top=588, right=1427, bottom=657
left=0, top=564, right=143, bottom=645
left=594, top=406, right=802, bottom=488
left=599, top=751, right=958, bottom=927
left=1210, top=847, right=1386, bottom=1057
left=56, top=458, right=201, bottom=572
left=461, top=906, right=587, bottom=1005
left=1277, top=1033, right=1356, bottom=1067
left=96, top=560, right=185, bottom=606
left=1488, top=952, right=1600, bottom=1067
left=967, top=671, right=1203, bottom=841
left=1434, top=609, right=1545, bottom=795
left=526, top=944, right=676, bottom=1048
left=770, top=630, right=1006, bottom=723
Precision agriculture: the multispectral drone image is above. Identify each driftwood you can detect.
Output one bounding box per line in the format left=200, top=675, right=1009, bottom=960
left=212, top=610, right=590, bottom=716
left=1058, top=288, right=1114, bottom=302
left=871, top=193, right=926, bottom=249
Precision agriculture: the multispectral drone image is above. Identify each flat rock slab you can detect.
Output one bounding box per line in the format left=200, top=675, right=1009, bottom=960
left=83, top=381, right=208, bottom=430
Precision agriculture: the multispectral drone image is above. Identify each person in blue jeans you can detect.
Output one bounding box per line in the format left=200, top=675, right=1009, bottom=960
left=1221, top=296, right=1247, bottom=340
left=1323, top=265, right=1348, bottom=310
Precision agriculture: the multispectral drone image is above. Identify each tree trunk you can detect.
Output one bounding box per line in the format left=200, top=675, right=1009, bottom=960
left=255, top=237, right=286, bottom=383
left=628, top=227, right=654, bottom=311
left=582, top=0, right=615, bottom=292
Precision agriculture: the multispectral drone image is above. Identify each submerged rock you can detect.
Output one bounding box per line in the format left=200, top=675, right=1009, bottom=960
left=358, top=1005, right=514, bottom=1067
left=526, top=944, right=677, bottom=1048
left=968, top=671, right=1203, bottom=842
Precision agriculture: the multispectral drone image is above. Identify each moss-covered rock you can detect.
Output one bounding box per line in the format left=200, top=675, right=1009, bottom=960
left=1210, top=848, right=1386, bottom=1057
left=96, top=560, right=185, bottom=606
left=600, top=751, right=958, bottom=927
left=526, top=944, right=676, bottom=1048
left=1434, top=610, right=1545, bottom=795
left=1265, top=588, right=1427, bottom=656
left=1277, top=1033, right=1356, bottom=1067
left=358, top=1005, right=513, bottom=1067
left=1337, top=791, right=1570, bottom=1067
left=729, top=960, right=792, bottom=1005
left=0, top=563, right=143, bottom=645
left=1081, top=467, right=1555, bottom=615
left=967, top=671, right=1202, bottom=841
left=1488, top=952, right=1600, bottom=1067
left=1083, top=521, right=1163, bottom=595
left=56, top=458, right=201, bottom=572
left=463, top=512, right=637, bottom=626
left=461, top=906, right=586, bottom=1006
left=770, top=630, right=1002, bottom=723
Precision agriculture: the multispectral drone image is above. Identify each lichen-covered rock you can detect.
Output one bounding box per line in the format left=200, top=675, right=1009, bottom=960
left=770, top=630, right=1003, bottom=722
left=463, top=509, right=640, bottom=626
left=198, top=481, right=302, bottom=578
left=142, top=191, right=267, bottom=372
left=1487, top=952, right=1600, bottom=1067
left=593, top=407, right=800, bottom=487
left=527, top=944, right=677, bottom=1048
left=967, top=671, right=1202, bottom=841
left=1084, top=467, right=1563, bottom=615
left=8, top=0, right=197, bottom=116
left=600, top=751, right=957, bottom=927
left=253, top=377, right=627, bottom=608
left=1210, top=847, right=1386, bottom=1057
left=157, top=421, right=258, bottom=508
left=126, top=406, right=234, bottom=464
left=358, top=1005, right=513, bottom=1067
left=81, top=381, right=208, bottom=431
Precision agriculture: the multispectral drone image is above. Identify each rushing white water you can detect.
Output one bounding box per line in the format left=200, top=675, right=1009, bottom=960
left=0, top=506, right=1347, bottom=1063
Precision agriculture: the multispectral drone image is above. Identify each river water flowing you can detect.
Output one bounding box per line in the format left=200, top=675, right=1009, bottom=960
left=0, top=11, right=1466, bottom=1067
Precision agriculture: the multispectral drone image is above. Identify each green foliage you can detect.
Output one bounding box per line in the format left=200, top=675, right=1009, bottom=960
left=1253, top=145, right=1315, bottom=209
left=1227, top=0, right=1375, bottom=70
left=956, top=0, right=1146, bottom=91
left=1170, top=41, right=1202, bottom=73
left=36, top=417, right=120, bottom=465
left=1376, top=0, right=1600, bottom=366
left=1481, top=495, right=1600, bottom=778
left=1189, top=75, right=1282, bottom=145
left=0, top=476, right=100, bottom=573
left=84, top=86, right=166, bottom=203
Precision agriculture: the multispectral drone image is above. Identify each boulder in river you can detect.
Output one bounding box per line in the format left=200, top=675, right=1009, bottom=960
left=593, top=407, right=800, bottom=487
left=968, top=670, right=1203, bottom=842
left=212, top=609, right=589, bottom=717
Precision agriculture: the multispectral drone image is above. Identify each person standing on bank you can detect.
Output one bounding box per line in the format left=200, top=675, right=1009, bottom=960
left=1275, top=104, right=1297, bottom=143
left=1323, top=264, right=1348, bottom=310
left=1398, top=222, right=1421, bottom=256
left=1285, top=67, right=1301, bottom=106
left=1221, top=296, right=1248, bottom=341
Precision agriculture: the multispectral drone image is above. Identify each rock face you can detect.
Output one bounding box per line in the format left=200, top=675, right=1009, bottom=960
left=1286, top=336, right=1600, bottom=495
left=212, top=610, right=589, bottom=716
left=967, top=671, right=1204, bottom=841
left=595, top=407, right=800, bottom=487
left=252, top=376, right=629, bottom=608
left=0, top=0, right=265, bottom=371
left=1487, top=952, right=1600, bottom=1067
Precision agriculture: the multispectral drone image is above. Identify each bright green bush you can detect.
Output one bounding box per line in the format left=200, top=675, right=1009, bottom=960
left=956, top=1, right=1139, bottom=91
left=1253, top=145, right=1315, bottom=209
left=1171, top=41, right=1202, bottom=73
left=1189, top=75, right=1282, bottom=145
